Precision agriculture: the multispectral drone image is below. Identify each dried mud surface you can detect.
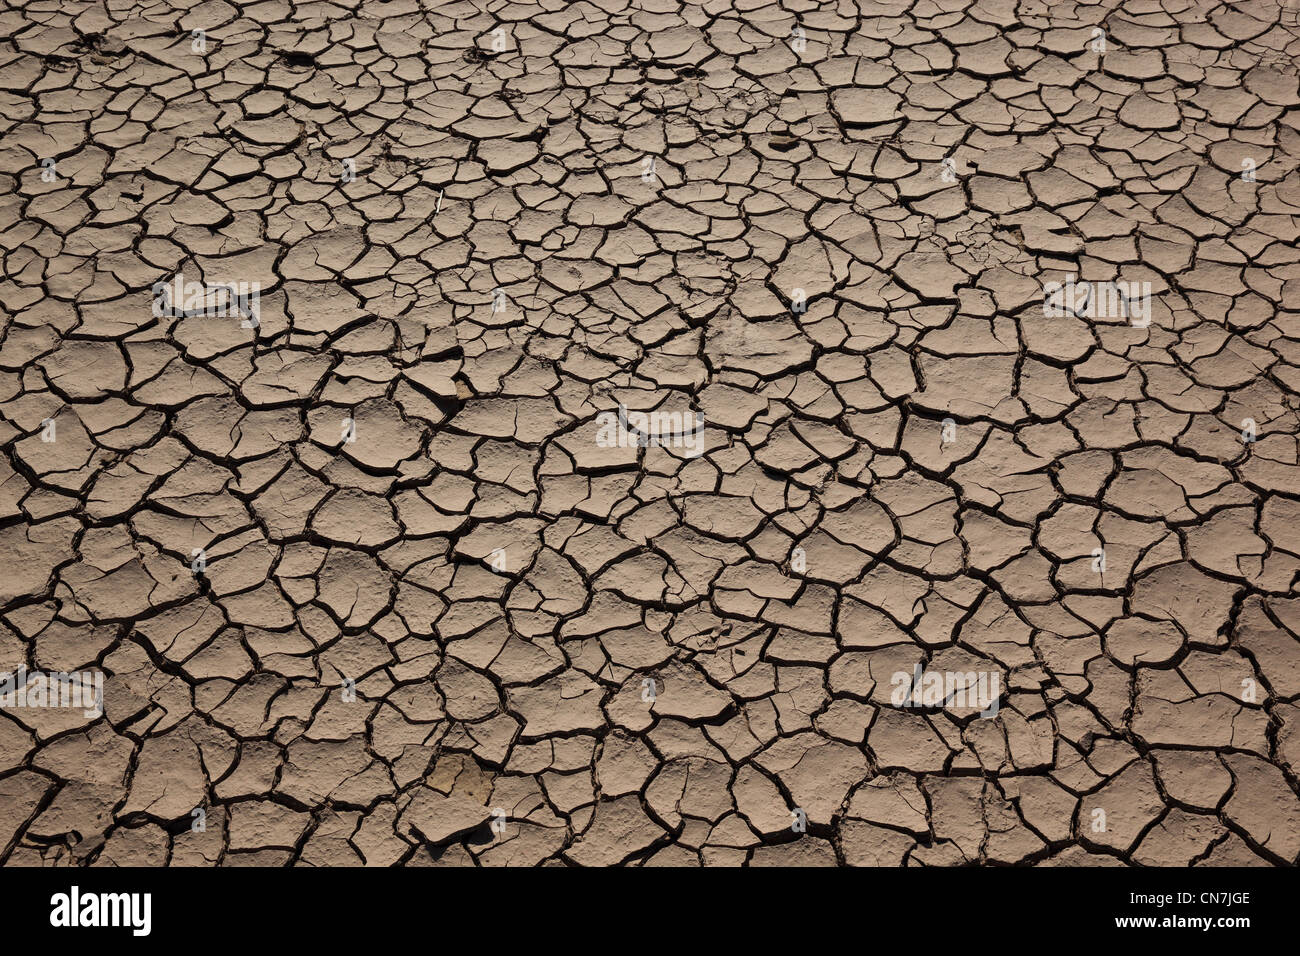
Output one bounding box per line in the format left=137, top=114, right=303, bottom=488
left=1, top=0, right=1299, bottom=867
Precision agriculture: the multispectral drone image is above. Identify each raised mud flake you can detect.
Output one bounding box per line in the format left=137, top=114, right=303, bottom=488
left=400, top=787, right=492, bottom=847
left=564, top=794, right=666, bottom=867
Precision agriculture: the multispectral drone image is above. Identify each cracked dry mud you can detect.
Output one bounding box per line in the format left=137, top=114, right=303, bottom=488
left=0, top=0, right=1299, bottom=870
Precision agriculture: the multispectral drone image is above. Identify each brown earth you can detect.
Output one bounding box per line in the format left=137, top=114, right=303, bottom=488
left=0, top=0, right=1299, bottom=866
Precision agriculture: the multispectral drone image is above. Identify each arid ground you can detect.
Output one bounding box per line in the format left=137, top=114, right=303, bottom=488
left=1, top=0, right=1299, bottom=866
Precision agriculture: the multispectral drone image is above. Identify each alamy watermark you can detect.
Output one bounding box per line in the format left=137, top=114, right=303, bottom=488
left=152, top=271, right=260, bottom=328
left=0, top=667, right=103, bottom=718
left=1042, top=276, right=1151, bottom=327
left=595, top=404, right=706, bottom=458
left=891, top=666, right=1000, bottom=717
left=50, top=887, right=150, bottom=936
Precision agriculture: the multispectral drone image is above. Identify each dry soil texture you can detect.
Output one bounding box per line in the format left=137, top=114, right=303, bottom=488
left=1, top=0, right=1300, bottom=867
